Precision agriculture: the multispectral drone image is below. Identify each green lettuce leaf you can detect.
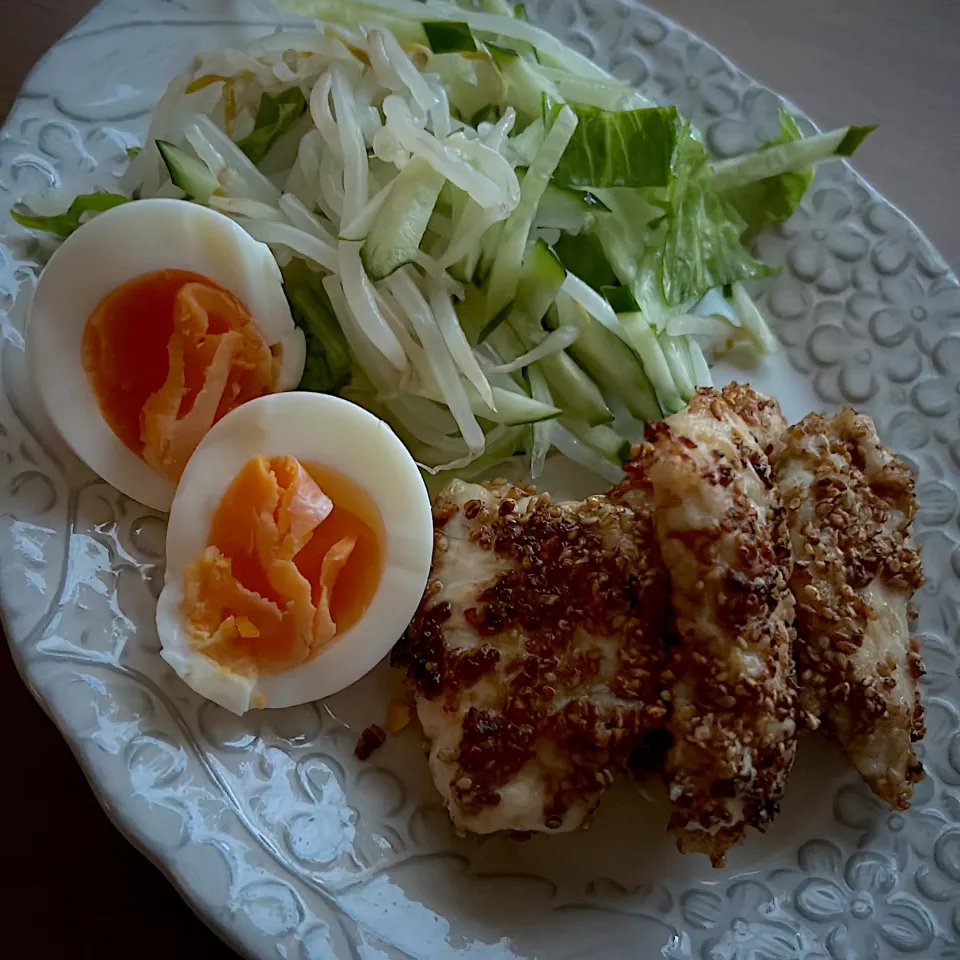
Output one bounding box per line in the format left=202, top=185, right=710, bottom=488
left=282, top=260, right=353, bottom=394
left=720, top=110, right=813, bottom=235
left=657, top=135, right=775, bottom=307
left=237, top=87, right=307, bottom=165
left=10, top=192, right=129, bottom=239
left=549, top=100, right=680, bottom=189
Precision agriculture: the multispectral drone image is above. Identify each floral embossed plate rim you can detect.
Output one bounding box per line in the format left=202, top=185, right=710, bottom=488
left=2, top=1, right=960, bottom=958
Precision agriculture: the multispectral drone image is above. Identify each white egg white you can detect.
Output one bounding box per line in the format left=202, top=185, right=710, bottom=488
left=156, top=391, right=433, bottom=715
left=27, top=198, right=306, bottom=512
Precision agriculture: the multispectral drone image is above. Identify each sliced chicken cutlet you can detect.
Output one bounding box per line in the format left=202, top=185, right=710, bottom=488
left=772, top=409, right=925, bottom=808
left=393, top=479, right=670, bottom=835
left=620, top=386, right=799, bottom=865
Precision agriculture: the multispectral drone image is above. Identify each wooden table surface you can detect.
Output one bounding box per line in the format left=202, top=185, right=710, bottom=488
left=0, top=2, right=956, bottom=959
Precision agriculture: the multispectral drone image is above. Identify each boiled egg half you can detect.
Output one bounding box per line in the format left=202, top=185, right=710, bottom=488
left=156, top=392, right=433, bottom=714
left=27, top=198, right=305, bottom=511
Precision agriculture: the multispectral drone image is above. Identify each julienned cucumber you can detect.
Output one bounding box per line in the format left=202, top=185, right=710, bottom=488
left=549, top=301, right=661, bottom=421
left=535, top=181, right=608, bottom=232
left=659, top=333, right=696, bottom=403
left=485, top=104, right=578, bottom=318
left=422, top=21, right=476, bottom=54
left=419, top=380, right=561, bottom=426
left=361, top=158, right=444, bottom=281
left=487, top=44, right=557, bottom=121
left=618, top=311, right=685, bottom=414
left=561, top=418, right=632, bottom=463
left=473, top=220, right=504, bottom=284
left=502, top=238, right=566, bottom=340
left=501, top=240, right=610, bottom=425
left=537, top=351, right=612, bottom=425
left=710, top=124, right=876, bottom=193
left=156, top=140, right=219, bottom=201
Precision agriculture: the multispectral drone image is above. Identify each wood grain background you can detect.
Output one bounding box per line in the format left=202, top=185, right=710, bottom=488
left=0, top=1, right=956, bottom=958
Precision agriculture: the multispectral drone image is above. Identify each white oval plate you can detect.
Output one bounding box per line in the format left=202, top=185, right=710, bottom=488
left=2, top=1, right=960, bottom=958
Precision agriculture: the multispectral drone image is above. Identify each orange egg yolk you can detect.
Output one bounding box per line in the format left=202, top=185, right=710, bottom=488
left=82, top=269, right=276, bottom=482
left=182, top=455, right=383, bottom=675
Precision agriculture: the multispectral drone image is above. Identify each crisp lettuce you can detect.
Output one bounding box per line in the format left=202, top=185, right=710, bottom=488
left=237, top=87, right=307, bottom=164
left=549, top=100, right=680, bottom=189
left=10, top=192, right=129, bottom=239
left=658, top=135, right=775, bottom=306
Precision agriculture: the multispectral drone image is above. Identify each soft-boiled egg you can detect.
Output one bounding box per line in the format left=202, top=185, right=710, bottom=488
left=27, top=198, right=306, bottom=511
left=156, top=391, right=433, bottom=715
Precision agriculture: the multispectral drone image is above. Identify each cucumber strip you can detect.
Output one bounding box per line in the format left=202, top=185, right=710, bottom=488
left=601, top=284, right=639, bottom=314
left=156, top=140, right=218, bottom=201
left=423, top=21, right=477, bottom=53
left=487, top=44, right=559, bottom=121
left=418, top=381, right=561, bottom=425
left=485, top=104, right=578, bottom=318
left=553, top=298, right=661, bottom=422
left=487, top=239, right=609, bottom=423
left=550, top=424, right=625, bottom=485
left=561, top=418, right=631, bottom=464
left=473, top=219, right=505, bottom=284
left=478, top=301, right=514, bottom=344
left=360, top=158, right=445, bottom=280
left=659, top=332, right=696, bottom=402
left=537, top=351, right=612, bottom=425
left=535, top=181, right=608, bottom=232
left=500, top=238, right=566, bottom=342
left=711, top=125, right=876, bottom=193
left=485, top=385, right=561, bottom=424
left=618, top=311, right=685, bottom=414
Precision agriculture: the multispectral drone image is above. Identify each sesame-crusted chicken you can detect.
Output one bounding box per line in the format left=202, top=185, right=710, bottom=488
left=715, top=382, right=788, bottom=456
left=392, top=479, right=670, bottom=835
left=620, top=386, right=799, bottom=866
left=771, top=409, right=925, bottom=809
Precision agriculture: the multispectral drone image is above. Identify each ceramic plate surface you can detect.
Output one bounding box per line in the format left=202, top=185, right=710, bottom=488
left=2, top=1, right=960, bottom=957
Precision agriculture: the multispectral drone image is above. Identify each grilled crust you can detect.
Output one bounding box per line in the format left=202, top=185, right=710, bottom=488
left=393, top=480, right=671, bottom=833
left=771, top=409, right=925, bottom=808
left=716, top=382, right=788, bottom=455
left=622, top=387, right=799, bottom=866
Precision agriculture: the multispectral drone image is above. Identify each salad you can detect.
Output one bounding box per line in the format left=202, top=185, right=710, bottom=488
left=11, top=0, right=873, bottom=487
